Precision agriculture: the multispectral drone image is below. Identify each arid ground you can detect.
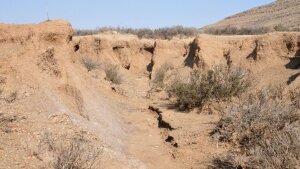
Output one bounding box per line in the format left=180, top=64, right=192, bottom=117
left=0, top=18, right=299, bottom=169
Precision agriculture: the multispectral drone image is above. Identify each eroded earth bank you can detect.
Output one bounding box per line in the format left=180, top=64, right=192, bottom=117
left=0, top=20, right=299, bottom=169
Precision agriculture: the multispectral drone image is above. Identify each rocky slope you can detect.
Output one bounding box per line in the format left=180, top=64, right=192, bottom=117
left=204, top=0, right=300, bottom=30
left=0, top=20, right=299, bottom=169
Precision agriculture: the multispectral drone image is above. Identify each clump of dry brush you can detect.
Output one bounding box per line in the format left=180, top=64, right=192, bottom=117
left=210, top=86, right=300, bottom=169
left=80, top=57, right=122, bottom=84
left=75, top=26, right=200, bottom=40
left=38, top=131, right=102, bottom=169
left=167, top=64, right=250, bottom=110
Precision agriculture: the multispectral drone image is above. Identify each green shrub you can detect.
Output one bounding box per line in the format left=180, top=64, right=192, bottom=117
left=211, top=87, right=300, bottom=168
left=168, top=65, right=250, bottom=110
left=104, top=64, right=122, bottom=84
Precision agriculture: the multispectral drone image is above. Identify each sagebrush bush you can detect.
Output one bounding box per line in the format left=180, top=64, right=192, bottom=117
left=40, top=132, right=102, bottom=169
left=152, top=63, right=174, bottom=88
left=104, top=64, right=122, bottom=84
left=81, top=57, right=101, bottom=72
left=211, top=87, right=300, bottom=169
left=167, top=65, right=250, bottom=110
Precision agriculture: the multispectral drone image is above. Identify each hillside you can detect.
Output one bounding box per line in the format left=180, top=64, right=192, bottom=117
left=204, top=0, right=300, bottom=31
left=0, top=20, right=299, bottom=168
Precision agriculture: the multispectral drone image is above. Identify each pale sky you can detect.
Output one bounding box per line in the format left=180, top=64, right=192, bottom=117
left=0, top=0, right=275, bottom=29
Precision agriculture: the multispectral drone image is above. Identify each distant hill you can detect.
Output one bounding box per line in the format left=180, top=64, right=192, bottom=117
left=204, top=0, right=300, bottom=31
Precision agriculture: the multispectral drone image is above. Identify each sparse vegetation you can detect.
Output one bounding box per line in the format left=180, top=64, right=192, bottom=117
left=81, top=57, right=101, bottom=72
left=3, top=90, right=17, bottom=103
left=75, top=26, right=200, bottom=40
left=0, top=114, right=25, bottom=133
left=152, top=63, right=174, bottom=88
left=204, top=24, right=299, bottom=35
left=104, top=64, right=122, bottom=84
left=37, top=47, right=61, bottom=76
left=75, top=24, right=299, bottom=38
left=211, top=86, right=300, bottom=169
left=40, top=131, right=102, bottom=169
left=289, top=87, right=300, bottom=109
left=204, top=26, right=272, bottom=35
left=273, top=24, right=288, bottom=32
left=167, top=65, right=250, bottom=110
left=76, top=25, right=300, bottom=37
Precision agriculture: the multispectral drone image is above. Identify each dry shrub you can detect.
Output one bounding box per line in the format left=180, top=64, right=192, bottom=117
left=209, top=156, right=237, bottom=169
left=167, top=65, right=250, bottom=110
left=273, top=24, right=288, bottom=32
left=75, top=26, right=200, bottom=40
left=104, top=64, right=122, bottom=84
left=153, top=26, right=200, bottom=40
left=81, top=57, right=101, bottom=72
left=37, top=47, right=61, bottom=76
left=0, top=114, right=25, bottom=133
left=204, top=24, right=298, bottom=35
left=4, top=91, right=17, bottom=103
left=152, top=63, right=174, bottom=88
left=40, top=132, right=102, bottom=169
left=204, top=26, right=271, bottom=35
left=75, top=25, right=299, bottom=37
left=0, top=76, right=17, bottom=103
left=74, top=29, right=99, bottom=36
left=289, top=87, right=300, bottom=109
left=211, top=86, right=300, bottom=169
